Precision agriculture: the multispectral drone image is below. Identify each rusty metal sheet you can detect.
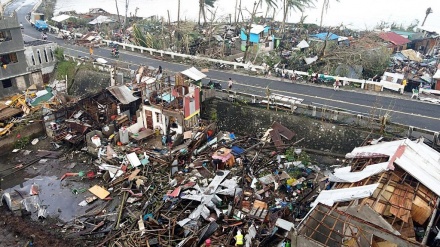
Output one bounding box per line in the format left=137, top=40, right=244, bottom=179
left=269, top=129, right=283, bottom=148
left=271, top=122, right=295, bottom=140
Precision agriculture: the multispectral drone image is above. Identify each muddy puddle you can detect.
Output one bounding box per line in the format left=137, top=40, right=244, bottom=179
left=3, top=175, right=98, bottom=222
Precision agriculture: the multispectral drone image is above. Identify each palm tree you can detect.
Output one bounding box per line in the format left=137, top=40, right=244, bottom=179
left=421, top=7, right=433, bottom=26
left=199, top=0, right=217, bottom=25
left=319, top=0, right=339, bottom=29
left=280, top=0, right=315, bottom=37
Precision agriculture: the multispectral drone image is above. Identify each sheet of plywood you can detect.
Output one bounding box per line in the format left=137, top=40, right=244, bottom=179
left=88, top=185, right=110, bottom=199
left=411, top=196, right=432, bottom=225
left=376, top=241, right=397, bottom=247
left=389, top=185, right=413, bottom=223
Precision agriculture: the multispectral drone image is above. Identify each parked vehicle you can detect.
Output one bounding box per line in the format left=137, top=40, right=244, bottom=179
left=34, top=20, right=49, bottom=32
left=30, top=13, right=46, bottom=29
left=204, top=80, right=222, bottom=90
left=317, top=75, right=336, bottom=84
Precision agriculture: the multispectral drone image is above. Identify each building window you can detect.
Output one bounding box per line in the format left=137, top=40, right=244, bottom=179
left=0, top=52, right=18, bottom=66
left=49, top=48, right=54, bottom=60
left=1, top=78, right=12, bottom=88
left=43, top=49, right=48, bottom=62
left=155, top=112, right=161, bottom=123
left=31, top=55, right=35, bottom=65
left=0, top=30, right=12, bottom=42
left=37, top=50, right=42, bottom=64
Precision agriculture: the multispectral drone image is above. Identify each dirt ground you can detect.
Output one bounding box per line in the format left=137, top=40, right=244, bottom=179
left=0, top=137, right=90, bottom=246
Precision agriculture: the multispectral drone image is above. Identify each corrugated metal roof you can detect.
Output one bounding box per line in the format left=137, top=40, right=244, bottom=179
left=296, top=39, right=309, bottom=48
left=250, top=24, right=265, bottom=34
left=311, top=183, right=380, bottom=207
left=181, top=67, right=206, bottom=81
left=107, top=85, right=139, bottom=104
left=378, top=32, right=410, bottom=46
left=51, top=14, right=71, bottom=22
left=329, top=162, right=389, bottom=183
left=346, top=139, right=440, bottom=196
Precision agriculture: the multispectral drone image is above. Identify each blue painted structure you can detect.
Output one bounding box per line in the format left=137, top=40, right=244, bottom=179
left=240, top=25, right=270, bottom=43
left=310, top=32, right=339, bottom=41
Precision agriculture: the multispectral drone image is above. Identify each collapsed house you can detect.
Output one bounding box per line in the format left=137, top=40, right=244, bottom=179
left=296, top=138, right=440, bottom=246
left=43, top=85, right=141, bottom=147
left=133, top=66, right=203, bottom=146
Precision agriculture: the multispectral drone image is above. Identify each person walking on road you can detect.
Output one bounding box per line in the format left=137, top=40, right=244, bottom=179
left=228, top=78, right=233, bottom=91
left=334, top=76, right=340, bottom=91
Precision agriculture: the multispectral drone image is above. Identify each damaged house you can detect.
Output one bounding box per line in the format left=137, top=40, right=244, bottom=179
left=296, top=138, right=440, bottom=247
left=135, top=67, right=202, bottom=145
left=43, top=85, right=141, bottom=147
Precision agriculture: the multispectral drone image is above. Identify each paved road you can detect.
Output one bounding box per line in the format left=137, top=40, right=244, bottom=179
left=9, top=1, right=440, bottom=132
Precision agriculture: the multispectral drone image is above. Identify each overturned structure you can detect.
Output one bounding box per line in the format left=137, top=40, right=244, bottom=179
left=297, top=138, right=440, bottom=246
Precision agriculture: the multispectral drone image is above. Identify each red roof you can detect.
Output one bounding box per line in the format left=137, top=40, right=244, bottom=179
left=378, top=32, right=410, bottom=46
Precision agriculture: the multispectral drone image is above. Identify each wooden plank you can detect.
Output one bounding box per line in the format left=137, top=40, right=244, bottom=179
left=411, top=196, right=432, bottom=225
left=389, top=185, right=414, bottom=223
left=89, top=185, right=110, bottom=199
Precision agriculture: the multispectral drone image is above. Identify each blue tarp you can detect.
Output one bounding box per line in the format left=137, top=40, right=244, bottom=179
left=310, top=32, right=339, bottom=41
left=159, top=93, right=175, bottom=103
left=231, top=146, right=245, bottom=156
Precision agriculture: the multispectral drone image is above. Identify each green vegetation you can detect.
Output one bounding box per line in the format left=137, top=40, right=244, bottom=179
left=54, top=47, right=65, bottom=61
left=56, top=60, right=76, bottom=80
left=14, top=136, right=30, bottom=149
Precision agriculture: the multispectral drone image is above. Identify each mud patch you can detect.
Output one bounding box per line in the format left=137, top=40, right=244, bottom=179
left=3, top=176, right=95, bottom=222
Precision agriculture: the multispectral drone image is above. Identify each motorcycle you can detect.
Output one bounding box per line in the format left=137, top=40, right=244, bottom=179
left=111, top=51, right=119, bottom=58
left=206, top=80, right=222, bottom=90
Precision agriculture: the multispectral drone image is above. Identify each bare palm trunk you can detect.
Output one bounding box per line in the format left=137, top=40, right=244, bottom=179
left=198, top=0, right=202, bottom=25
left=243, top=2, right=258, bottom=63
left=281, top=0, right=288, bottom=36
left=124, top=0, right=129, bottom=29
left=234, top=0, right=238, bottom=23
left=115, top=0, right=121, bottom=28
left=320, top=0, right=326, bottom=28
left=177, top=0, right=180, bottom=29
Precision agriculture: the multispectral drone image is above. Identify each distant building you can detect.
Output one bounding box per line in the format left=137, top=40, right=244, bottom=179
left=378, top=32, right=410, bottom=52
left=0, top=14, right=57, bottom=98
left=240, top=24, right=279, bottom=52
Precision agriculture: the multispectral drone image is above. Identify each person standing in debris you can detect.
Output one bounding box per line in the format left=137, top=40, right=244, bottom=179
left=228, top=78, right=233, bottom=91
left=89, top=46, right=94, bottom=57
left=156, top=66, right=163, bottom=80
left=235, top=229, right=244, bottom=246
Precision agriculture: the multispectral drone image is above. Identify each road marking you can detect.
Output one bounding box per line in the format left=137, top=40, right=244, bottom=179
left=22, top=34, right=439, bottom=123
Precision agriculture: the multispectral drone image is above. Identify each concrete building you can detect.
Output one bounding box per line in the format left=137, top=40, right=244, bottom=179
left=24, top=40, right=57, bottom=76
left=0, top=14, right=57, bottom=98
